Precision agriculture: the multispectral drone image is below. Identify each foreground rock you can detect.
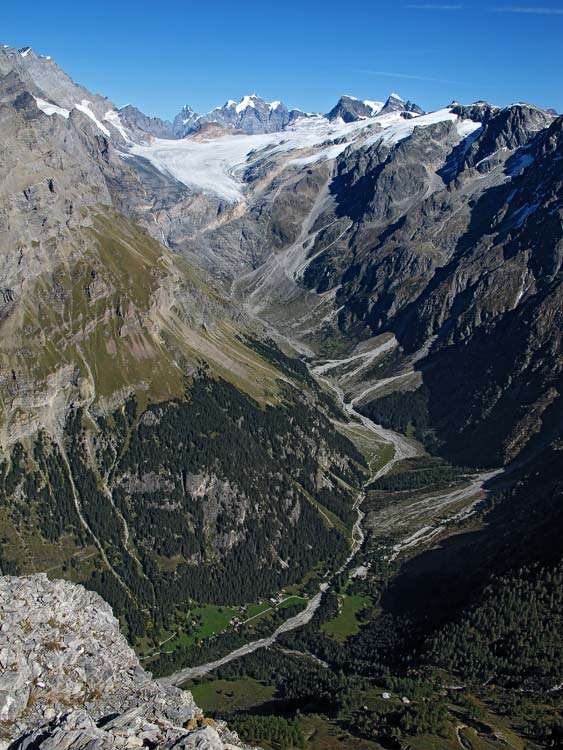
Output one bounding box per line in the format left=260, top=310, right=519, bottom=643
left=0, top=575, right=254, bottom=749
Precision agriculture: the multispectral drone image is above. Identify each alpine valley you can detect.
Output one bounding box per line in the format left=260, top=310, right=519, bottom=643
left=0, top=43, right=561, bottom=750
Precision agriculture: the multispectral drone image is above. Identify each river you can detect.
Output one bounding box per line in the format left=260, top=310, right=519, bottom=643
left=158, top=358, right=412, bottom=687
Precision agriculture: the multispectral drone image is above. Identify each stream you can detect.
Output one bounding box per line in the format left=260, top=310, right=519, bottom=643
left=158, top=360, right=411, bottom=686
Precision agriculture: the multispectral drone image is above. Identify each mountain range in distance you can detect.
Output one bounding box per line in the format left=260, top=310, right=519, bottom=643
left=0, top=37, right=561, bottom=750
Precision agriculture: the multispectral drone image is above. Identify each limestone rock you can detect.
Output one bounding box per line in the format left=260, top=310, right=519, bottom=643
left=0, top=575, right=255, bottom=750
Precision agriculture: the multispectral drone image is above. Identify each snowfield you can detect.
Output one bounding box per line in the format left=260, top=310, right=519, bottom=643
left=34, top=97, right=70, bottom=119
left=126, top=108, right=482, bottom=202
left=364, top=108, right=482, bottom=147
left=75, top=99, right=111, bottom=137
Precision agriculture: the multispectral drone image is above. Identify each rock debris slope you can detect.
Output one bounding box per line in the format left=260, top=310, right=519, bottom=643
left=0, top=574, right=254, bottom=749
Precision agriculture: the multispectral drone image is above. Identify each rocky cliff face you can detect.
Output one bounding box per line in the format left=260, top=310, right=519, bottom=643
left=150, top=95, right=559, bottom=467
left=314, top=107, right=562, bottom=464
left=0, top=574, right=253, bottom=749
left=0, top=44, right=365, bottom=657
left=326, top=95, right=384, bottom=122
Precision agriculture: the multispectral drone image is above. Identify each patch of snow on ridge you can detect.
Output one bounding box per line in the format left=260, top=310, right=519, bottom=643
left=104, top=110, right=129, bottom=140
left=507, top=149, right=535, bottom=176
left=289, top=142, right=350, bottom=166
left=364, top=108, right=481, bottom=147
left=75, top=100, right=111, bottom=137
left=236, top=95, right=258, bottom=113
left=456, top=118, right=482, bottom=138
left=34, top=97, right=70, bottom=119
left=364, top=99, right=384, bottom=114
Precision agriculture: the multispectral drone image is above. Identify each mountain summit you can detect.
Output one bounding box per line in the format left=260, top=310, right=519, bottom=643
left=326, top=95, right=384, bottom=122
left=170, top=94, right=307, bottom=137
left=326, top=92, right=424, bottom=122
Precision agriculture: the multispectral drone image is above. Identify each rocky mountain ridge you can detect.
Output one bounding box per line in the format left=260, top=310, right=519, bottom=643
left=0, top=40, right=367, bottom=683
left=130, top=91, right=425, bottom=139
left=1, top=43, right=428, bottom=141
left=0, top=574, right=254, bottom=749
left=169, top=95, right=309, bottom=138
left=0, top=41, right=561, bottom=750
left=326, top=92, right=424, bottom=123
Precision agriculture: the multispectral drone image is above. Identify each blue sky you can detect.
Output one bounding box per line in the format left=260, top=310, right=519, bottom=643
left=2, top=1, right=562, bottom=118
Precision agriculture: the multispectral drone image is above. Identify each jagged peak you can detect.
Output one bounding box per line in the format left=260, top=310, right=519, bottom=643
left=168, top=93, right=292, bottom=137
left=508, top=100, right=555, bottom=115
left=236, top=93, right=260, bottom=112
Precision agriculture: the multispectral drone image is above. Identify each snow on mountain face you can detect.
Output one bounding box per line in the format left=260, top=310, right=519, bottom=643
left=103, top=109, right=130, bottom=140
left=127, top=107, right=482, bottom=202
left=1, top=44, right=132, bottom=142
left=364, top=107, right=481, bottom=147
left=327, top=93, right=423, bottom=122
left=364, top=99, right=385, bottom=115
left=75, top=99, right=111, bottom=137
left=172, top=93, right=305, bottom=137
left=33, top=96, right=70, bottom=118
left=236, top=94, right=259, bottom=113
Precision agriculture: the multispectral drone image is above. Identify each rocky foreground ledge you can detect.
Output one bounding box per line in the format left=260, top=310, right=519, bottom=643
left=0, top=575, right=255, bottom=749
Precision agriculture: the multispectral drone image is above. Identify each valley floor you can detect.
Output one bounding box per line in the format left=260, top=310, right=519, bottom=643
left=150, top=328, right=563, bottom=750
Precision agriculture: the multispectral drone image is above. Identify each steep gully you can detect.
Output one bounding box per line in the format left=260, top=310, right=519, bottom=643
left=160, top=345, right=497, bottom=686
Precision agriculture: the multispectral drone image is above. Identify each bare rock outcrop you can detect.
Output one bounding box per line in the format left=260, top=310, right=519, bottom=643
left=0, top=575, right=254, bottom=750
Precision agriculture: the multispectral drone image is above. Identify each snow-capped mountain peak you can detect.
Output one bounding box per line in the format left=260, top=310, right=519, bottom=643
left=235, top=94, right=260, bottom=113
left=326, top=93, right=414, bottom=122
left=170, top=94, right=299, bottom=136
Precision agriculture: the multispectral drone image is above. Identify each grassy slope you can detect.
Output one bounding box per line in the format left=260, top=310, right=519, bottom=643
left=321, top=593, right=371, bottom=641
left=189, top=678, right=275, bottom=712
left=0, top=211, right=290, bottom=442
